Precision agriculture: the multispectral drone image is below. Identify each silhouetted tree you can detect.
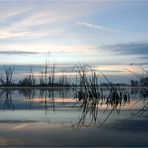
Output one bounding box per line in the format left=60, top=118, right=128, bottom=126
left=0, top=66, right=15, bottom=86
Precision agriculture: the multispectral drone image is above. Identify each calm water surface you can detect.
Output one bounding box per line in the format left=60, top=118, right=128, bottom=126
left=0, top=87, right=147, bottom=147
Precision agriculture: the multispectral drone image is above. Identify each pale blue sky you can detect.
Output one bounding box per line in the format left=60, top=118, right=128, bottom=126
left=0, top=0, right=148, bottom=82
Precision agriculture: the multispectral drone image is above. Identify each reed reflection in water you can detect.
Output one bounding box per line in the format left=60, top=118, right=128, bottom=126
left=0, top=87, right=147, bottom=128
left=0, top=88, right=74, bottom=110
left=0, top=87, right=147, bottom=146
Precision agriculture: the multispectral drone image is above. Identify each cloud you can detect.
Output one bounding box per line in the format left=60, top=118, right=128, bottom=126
left=0, top=7, right=62, bottom=39
left=0, top=50, right=49, bottom=55
left=0, top=2, right=100, bottom=40
left=0, top=49, right=71, bottom=56
left=0, top=2, right=33, bottom=22
left=77, top=21, right=128, bottom=33
left=99, top=42, right=148, bottom=56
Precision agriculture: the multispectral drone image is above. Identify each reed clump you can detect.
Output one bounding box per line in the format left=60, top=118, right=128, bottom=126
left=72, top=64, right=130, bottom=130
left=126, top=64, right=148, bottom=119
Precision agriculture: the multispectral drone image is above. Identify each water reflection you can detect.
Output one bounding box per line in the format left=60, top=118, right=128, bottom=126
left=72, top=86, right=131, bottom=130
left=128, top=87, right=148, bottom=119
left=0, top=87, right=147, bottom=129
left=0, top=88, right=74, bottom=110
left=0, top=89, right=14, bottom=110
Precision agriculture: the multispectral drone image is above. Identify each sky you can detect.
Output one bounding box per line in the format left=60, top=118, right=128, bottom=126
left=0, top=0, right=148, bottom=83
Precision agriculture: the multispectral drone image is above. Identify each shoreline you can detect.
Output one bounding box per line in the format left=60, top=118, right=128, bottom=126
left=0, top=85, right=146, bottom=89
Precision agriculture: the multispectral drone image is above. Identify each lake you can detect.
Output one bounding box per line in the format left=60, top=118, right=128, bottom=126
left=0, top=87, right=148, bottom=147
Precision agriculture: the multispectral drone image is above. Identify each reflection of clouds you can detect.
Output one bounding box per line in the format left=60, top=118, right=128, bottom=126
left=0, top=136, right=22, bottom=146
left=0, top=137, right=7, bottom=146
left=11, top=123, right=28, bottom=130
left=105, top=115, right=148, bottom=133
left=32, top=97, right=77, bottom=103
left=97, top=99, right=145, bottom=110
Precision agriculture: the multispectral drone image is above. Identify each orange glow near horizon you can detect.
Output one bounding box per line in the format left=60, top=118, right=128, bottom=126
left=95, top=64, right=142, bottom=75
left=30, top=97, right=78, bottom=103
left=26, top=97, right=146, bottom=111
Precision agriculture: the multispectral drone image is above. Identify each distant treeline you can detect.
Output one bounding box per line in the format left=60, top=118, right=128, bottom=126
left=0, top=64, right=71, bottom=87
left=0, top=63, right=147, bottom=87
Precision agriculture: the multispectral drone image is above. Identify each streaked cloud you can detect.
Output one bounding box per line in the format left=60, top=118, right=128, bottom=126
left=0, top=1, right=99, bottom=40
left=0, top=50, right=72, bottom=56
left=77, top=22, right=128, bottom=33
left=98, top=42, right=148, bottom=56
left=0, top=50, right=44, bottom=55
